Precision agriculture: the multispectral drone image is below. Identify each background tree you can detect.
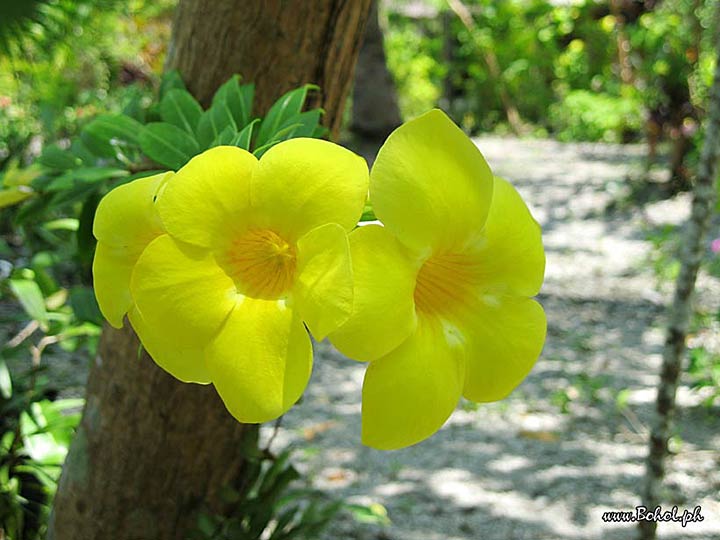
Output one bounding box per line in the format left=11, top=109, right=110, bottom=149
left=351, top=0, right=403, bottom=142
left=47, top=1, right=372, bottom=539
left=638, top=18, right=720, bottom=540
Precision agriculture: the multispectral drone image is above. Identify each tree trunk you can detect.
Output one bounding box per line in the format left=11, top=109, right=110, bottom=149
left=350, top=0, right=402, bottom=141
left=638, top=34, right=720, bottom=540
left=166, top=0, right=371, bottom=138
left=48, top=2, right=371, bottom=539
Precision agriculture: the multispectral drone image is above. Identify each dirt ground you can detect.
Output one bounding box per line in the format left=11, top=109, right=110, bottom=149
left=260, top=137, right=720, bottom=540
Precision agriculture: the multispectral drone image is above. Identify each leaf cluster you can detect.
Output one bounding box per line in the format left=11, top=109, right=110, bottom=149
left=188, top=449, right=342, bottom=540
left=0, top=364, right=82, bottom=540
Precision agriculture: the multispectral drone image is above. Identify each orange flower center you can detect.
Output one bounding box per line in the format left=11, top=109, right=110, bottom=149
left=414, top=252, right=479, bottom=318
left=219, top=229, right=296, bottom=300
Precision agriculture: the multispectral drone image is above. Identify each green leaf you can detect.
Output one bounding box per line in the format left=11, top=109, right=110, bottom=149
left=69, top=139, right=97, bottom=166
left=81, top=114, right=143, bottom=158
left=9, top=278, right=48, bottom=328
left=231, top=118, right=260, bottom=150
left=252, top=142, right=276, bottom=159
left=284, top=109, right=325, bottom=138
left=45, top=167, right=128, bottom=192
left=139, top=122, right=201, bottom=170
left=13, top=196, right=51, bottom=225
left=345, top=502, right=390, bottom=525
left=0, top=359, right=11, bottom=399
left=196, top=103, right=237, bottom=149
left=0, top=187, right=33, bottom=209
left=212, top=76, right=254, bottom=129
left=256, top=84, right=318, bottom=146
left=251, top=122, right=303, bottom=158
left=38, top=145, right=80, bottom=171
left=70, top=286, right=103, bottom=325
left=77, top=192, right=99, bottom=269
left=1, top=160, right=43, bottom=187
left=159, top=70, right=187, bottom=99
left=360, top=202, right=376, bottom=222
left=160, top=89, right=203, bottom=134
left=210, top=125, right=237, bottom=148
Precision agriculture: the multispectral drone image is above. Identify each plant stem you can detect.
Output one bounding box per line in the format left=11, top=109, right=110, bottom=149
left=638, top=26, right=720, bottom=540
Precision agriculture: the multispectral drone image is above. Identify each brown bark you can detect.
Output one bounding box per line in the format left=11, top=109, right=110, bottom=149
left=638, top=32, right=720, bottom=540
left=166, top=0, right=372, bottom=139
left=610, top=0, right=634, bottom=85
left=350, top=0, right=403, bottom=140
left=49, top=325, right=258, bottom=540
left=49, top=1, right=372, bottom=539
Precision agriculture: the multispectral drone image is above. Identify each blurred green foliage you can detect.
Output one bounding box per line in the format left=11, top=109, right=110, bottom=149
left=549, top=88, right=644, bottom=142
left=0, top=0, right=175, bottom=169
left=0, top=364, right=82, bottom=540
left=383, top=0, right=717, bottom=143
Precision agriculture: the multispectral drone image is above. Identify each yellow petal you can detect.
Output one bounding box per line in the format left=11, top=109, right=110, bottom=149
left=130, top=234, right=237, bottom=348
left=329, top=225, right=418, bottom=362
left=461, top=297, right=546, bottom=402
left=206, top=298, right=312, bottom=423
left=468, top=177, right=545, bottom=296
left=92, top=172, right=169, bottom=327
left=128, top=307, right=212, bottom=384
left=157, top=146, right=257, bottom=248
left=370, top=109, right=494, bottom=252
left=93, top=172, right=168, bottom=246
left=293, top=223, right=352, bottom=340
left=250, top=138, right=369, bottom=240
left=92, top=242, right=141, bottom=328
left=361, top=319, right=464, bottom=450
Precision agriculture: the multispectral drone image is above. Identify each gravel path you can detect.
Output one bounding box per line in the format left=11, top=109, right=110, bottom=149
left=262, top=137, right=720, bottom=540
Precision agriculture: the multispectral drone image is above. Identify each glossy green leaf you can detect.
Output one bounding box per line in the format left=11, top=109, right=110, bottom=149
left=160, top=88, right=203, bottom=134
left=81, top=114, right=143, bottom=158
left=231, top=118, right=260, bottom=150
left=139, top=122, right=201, bottom=170
left=212, top=75, right=254, bottom=129
left=255, top=84, right=318, bottom=146
left=196, top=103, right=237, bottom=149
left=210, top=125, right=237, bottom=147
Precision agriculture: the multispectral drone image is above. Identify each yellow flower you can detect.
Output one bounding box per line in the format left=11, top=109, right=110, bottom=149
left=93, top=140, right=369, bottom=423
left=329, top=110, right=546, bottom=450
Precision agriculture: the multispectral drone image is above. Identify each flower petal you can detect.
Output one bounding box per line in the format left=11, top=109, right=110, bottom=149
left=92, top=172, right=169, bottom=327
left=293, top=223, right=352, bottom=340
left=93, top=172, right=168, bottom=246
left=461, top=297, right=546, bottom=402
left=361, top=319, right=464, bottom=450
left=157, top=146, right=257, bottom=248
left=329, top=225, right=418, bottom=362
left=468, top=177, right=545, bottom=296
left=128, top=307, right=212, bottom=384
left=130, top=234, right=237, bottom=348
left=92, top=242, right=142, bottom=328
left=370, top=109, right=494, bottom=252
left=206, top=298, right=312, bottom=423
left=251, top=138, right=369, bottom=240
